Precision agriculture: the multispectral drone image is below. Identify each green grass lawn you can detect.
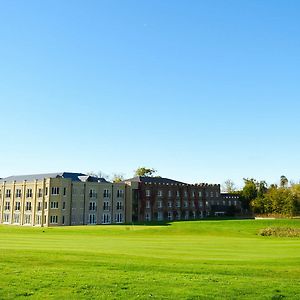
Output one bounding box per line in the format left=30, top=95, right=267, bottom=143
left=1, top=219, right=300, bottom=299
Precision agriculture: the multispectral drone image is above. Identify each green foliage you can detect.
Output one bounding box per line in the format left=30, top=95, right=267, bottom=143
left=1, top=220, right=300, bottom=299
left=134, top=167, right=157, bottom=177
left=111, top=173, right=124, bottom=183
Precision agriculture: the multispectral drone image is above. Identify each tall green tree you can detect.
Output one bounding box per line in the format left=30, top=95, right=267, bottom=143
left=134, top=167, right=157, bottom=177
left=280, top=175, right=288, bottom=188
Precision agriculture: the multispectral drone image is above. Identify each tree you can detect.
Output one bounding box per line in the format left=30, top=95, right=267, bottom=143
left=111, top=173, right=124, bottom=183
left=223, top=179, right=236, bottom=193
left=134, top=167, right=157, bottom=177
left=280, top=175, right=288, bottom=188
left=240, top=178, right=258, bottom=210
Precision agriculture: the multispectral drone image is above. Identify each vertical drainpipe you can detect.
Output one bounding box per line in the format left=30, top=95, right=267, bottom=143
left=83, top=182, right=86, bottom=225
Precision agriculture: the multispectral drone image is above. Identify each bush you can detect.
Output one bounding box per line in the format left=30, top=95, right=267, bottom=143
left=259, top=227, right=300, bottom=237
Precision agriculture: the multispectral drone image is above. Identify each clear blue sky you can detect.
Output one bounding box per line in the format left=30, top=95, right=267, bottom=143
left=0, top=0, right=300, bottom=187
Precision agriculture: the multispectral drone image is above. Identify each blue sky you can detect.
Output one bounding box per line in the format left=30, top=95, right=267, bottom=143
left=0, top=0, right=299, bottom=187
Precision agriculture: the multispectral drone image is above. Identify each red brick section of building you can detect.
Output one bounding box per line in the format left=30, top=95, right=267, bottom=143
left=124, top=176, right=222, bottom=222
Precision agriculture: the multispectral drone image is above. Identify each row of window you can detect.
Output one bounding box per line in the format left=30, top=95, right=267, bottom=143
left=88, top=201, right=123, bottom=211
left=89, top=189, right=124, bottom=198
left=88, top=213, right=123, bottom=224
left=1, top=187, right=66, bottom=198
left=146, top=200, right=203, bottom=209
left=145, top=211, right=201, bottom=221
left=146, top=190, right=219, bottom=198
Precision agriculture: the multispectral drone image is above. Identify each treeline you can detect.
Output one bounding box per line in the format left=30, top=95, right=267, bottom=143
left=228, top=176, right=300, bottom=217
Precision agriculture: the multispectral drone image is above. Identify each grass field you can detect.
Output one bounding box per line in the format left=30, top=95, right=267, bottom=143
left=1, top=219, right=300, bottom=299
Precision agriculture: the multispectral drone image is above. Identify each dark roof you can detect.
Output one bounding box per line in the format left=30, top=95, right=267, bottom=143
left=0, top=172, right=108, bottom=183
left=123, top=176, right=187, bottom=185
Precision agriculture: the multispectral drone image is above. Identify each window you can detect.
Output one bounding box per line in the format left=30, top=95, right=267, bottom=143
left=157, top=211, right=163, bottom=221
left=16, top=189, right=22, bottom=198
left=44, top=202, right=48, bottom=209
left=146, top=200, right=150, bottom=209
left=89, top=201, right=96, bottom=211
left=50, top=215, right=58, bottom=224
left=103, top=201, right=110, bottom=211
left=25, top=202, right=32, bottom=211
left=51, top=187, right=60, bottom=195
left=38, top=188, right=43, bottom=198
left=37, top=202, right=42, bottom=211
left=117, top=190, right=124, bottom=198
left=206, top=191, right=209, bottom=197
left=157, top=190, right=163, bottom=197
left=157, top=200, right=162, bottom=208
left=199, top=201, right=203, bottom=207
left=176, top=212, right=181, bottom=220
left=192, top=191, right=195, bottom=198
left=176, top=191, right=180, bottom=197
left=5, top=201, right=10, bottom=210
left=15, top=202, right=21, bottom=211
left=216, top=192, right=219, bottom=198
left=168, top=190, right=172, bottom=197
left=198, top=191, right=202, bottom=197
left=184, top=201, right=188, bottom=208
left=116, top=201, right=123, bottom=210
left=176, top=200, right=181, bottom=208
left=228, top=200, right=232, bottom=206
left=168, top=201, right=172, bottom=208
left=50, top=201, right=59, bottom=209
left=223, top=200, right=226, bottom=206
left=14, top=214, right=20, bottom=224
left=103, top=189, right=110, bottom=198
left=62, top=216, right=65, bottom=225
left=146, top=190, right=151, bottom=197
left=234, top=201, right=237, bottom=206
left=89, top=189, right=97, bottom=198
left=210, top=191, right=214, bottom=198
left=63, top=187, right=66, bottom=196
left=4, top=213, right=10, bottom=223
left=145, top=213, right=151, bottom=221
left=89, top=214, right=96, bottom=224
left=24, top=214, right=32, bottom=224
left=36, top=215, right=42, bottom=225
left=45, top=187, right=48, bottom=196
left=185, top=211, right=189, bottom=220
left=102, top=213, right=111, bottom=224
left=167, top=211, right=173, bottom=221
left=184, top=191, right=188, bottom=198
left=5, top=189, right=11, bottom=198
left=191, top=201, right=195, bottom=208
left=115, top=213, right=123, bottom=223
left=192, top=211, right=196, bottom=219
left=62, top=202, right=66, bottom=209
left=26, top=189, right=33, bottom=198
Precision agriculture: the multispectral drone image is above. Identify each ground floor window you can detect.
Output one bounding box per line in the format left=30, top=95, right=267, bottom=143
left=89, top=214, right=96, bottom=224
left=3, top=213, right=10, bottom=223
left=13, top=213, right=20, bottom=224
left=185, top=211, right=189, bottom=220
left=115, top=213, right=123, bottom=223
left=167, top=211, right=173, bottom=221
left=50, top=215, right=58, bottom=224
left=145, top=212, right=151, bottom=222
left=102, top=213, right=111, bottom=224
left=157, top=211, right=163, bottom=221
left=24, top=214, right=32, bottom=225
left=36, top=215, right=42, bottom=225
left=192, top=211, right=196, bottom=219
left=176, top=211, right=181, bottom=220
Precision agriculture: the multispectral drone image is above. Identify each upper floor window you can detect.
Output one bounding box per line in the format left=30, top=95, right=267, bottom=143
left=103, top=189, right=110, bottom=198
left=25, top=201, right=32, bottom=211
left=37, top=202, right=42, bottom=211
left=198, top=191, right=202, bottom=197
left=168, top=201, right=172, bottom=208
left=210, top=191, right=214, bottom=198
left=89, top=189, right=97, bottom=198
left=15, top=202, right=21, bottom=211
left=184, top=191, right=188, bottom=198
left=5, top=201, right=10, bottom=210
left=89, top=201, right=96, bottom=211
left=50, top=201, right=59, bottom=209
left=146, top=190, right=151, bottom=197
left=176, top=191, right=180, bottom=197
left=157, top=190, right=163, bottom=197
left=168, top=190, right=172, bottom=197
left=157, top=200, right=163, bottom=208
left=63, top=187, right=66, bottom=196
left=16, top=189, right=22, bottom=198
left=176, top=200, right=181, bottom=208
left=5, top=189, right=11, bottom=198
left=45, top=187, right=48, bottom=196
left=26, top=189, right=33, bottom=198
left=103, top=201, right=110, bottom=211
left=117, top=190, right=124, bottom=198
left=146, top=200, right=150, bottom=209
left=38, top=188, right=43, bottom=198
left=191, top=191, right=195, bottom=198
left=215, top=192, right=219, bottom=198
left=184, top=201, right=188, bottom=208
left=51, top=187, right=59, bottom=195
left=116, top=201, right=123, bottom=210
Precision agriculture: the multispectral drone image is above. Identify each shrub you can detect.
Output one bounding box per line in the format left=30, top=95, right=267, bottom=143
left=259, top=227, right=300, bottom=237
